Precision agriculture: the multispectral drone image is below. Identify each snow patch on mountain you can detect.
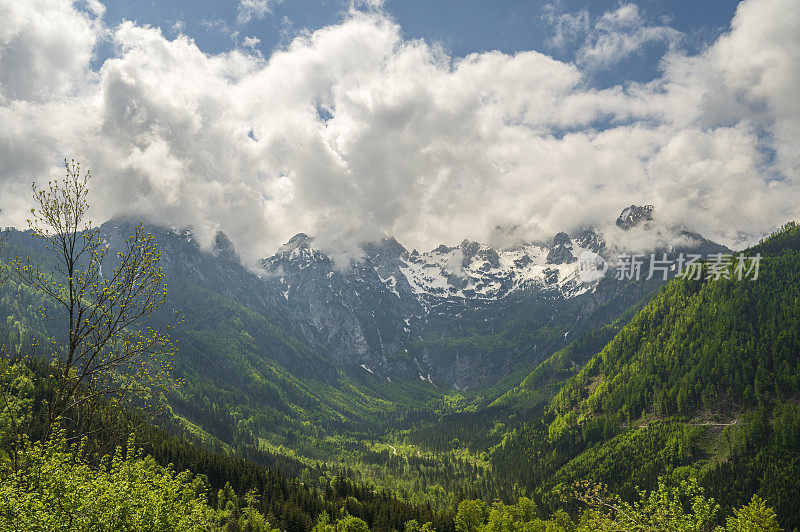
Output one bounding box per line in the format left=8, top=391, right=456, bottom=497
left=396, top=237, right=596, bottom=301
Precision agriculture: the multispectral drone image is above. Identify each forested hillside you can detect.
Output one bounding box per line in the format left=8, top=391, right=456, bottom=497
left=487, top=222, right=800, bottom=529
left=0, top=226, right=441, bottom=443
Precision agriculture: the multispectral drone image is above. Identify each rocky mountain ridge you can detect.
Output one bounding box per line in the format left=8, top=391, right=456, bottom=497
left=266, top=227, right=607, bottom=306
left=92, top=205, right=725, bottom=389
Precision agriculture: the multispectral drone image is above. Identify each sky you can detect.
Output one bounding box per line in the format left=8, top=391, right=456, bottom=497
left=0, top=0, right=798, bottom=265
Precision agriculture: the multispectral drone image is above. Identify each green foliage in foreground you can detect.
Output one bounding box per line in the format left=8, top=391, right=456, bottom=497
left=0, top=357, right=450, bottom=531
left=0, top=430, right=217, bottom=531
left=0, top=428, right=302, bottom=531
left=450, top=479, right=781, bottom=532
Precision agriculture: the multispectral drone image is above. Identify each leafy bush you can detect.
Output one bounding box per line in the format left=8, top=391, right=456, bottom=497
left=0, top=430, right=216, bottom=531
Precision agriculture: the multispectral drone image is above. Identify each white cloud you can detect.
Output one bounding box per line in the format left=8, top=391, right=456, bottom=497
left=242, top=36, right=261, bottom=49
left=541, top=2, right=590, bottom=49
left=577, top=3, right=684, bottom=69
left=83, top=0, right=104, bottom=17
left=171, top=20, right=186, bottom=34
left=236, top=0, right=281, bottom=25
left=0, top=0, right=798, bottom=266
left=0, top=0, right=102, bottom=103
left=351, top=0, right=385, bottom=10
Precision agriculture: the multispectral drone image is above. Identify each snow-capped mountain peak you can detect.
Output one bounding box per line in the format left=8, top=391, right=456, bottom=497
left=616, top=204, right=654, bottom=230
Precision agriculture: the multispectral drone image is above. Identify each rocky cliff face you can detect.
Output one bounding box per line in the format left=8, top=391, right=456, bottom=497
left=546, top=232, right=577, bottom=265
left=260, top=233, right=409, bottom=371
left=616, top=204, right=654, bottom=230
left=252, top=216, right=623, bottom=386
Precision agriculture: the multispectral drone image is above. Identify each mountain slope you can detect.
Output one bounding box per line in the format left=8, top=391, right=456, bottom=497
left=549, top=222, right=800, bottom=423
left=488, top=222, right=800, bottom=529
left=0, top=226, right=441, bottom=446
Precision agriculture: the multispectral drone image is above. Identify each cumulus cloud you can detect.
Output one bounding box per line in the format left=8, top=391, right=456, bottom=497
left=0, top=0, right=798, bottom=267
left=542, top=2, right=682, bottom=69
left=0, top=0, right=101, bottom=103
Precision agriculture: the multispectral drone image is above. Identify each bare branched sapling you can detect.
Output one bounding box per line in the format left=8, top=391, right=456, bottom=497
left=8, top=159, right=178, bottom=437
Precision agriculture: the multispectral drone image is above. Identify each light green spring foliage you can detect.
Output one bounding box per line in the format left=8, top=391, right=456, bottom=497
left=0, top=423, right=279, bottom=531
left=451, top=478, right=782, bottom=532
left=312, top=512, right=371, bottom=531
left=7, top=159, right=178, bottom=429
left=0, top=351, right=283, bottom=532
left=454, top=499, right=489, bottom=532
left=725, top=495, right=781, bottom=532
left=405, top=521, right=436, bottom=532
left=214, top=485, right=280, bottom=532
left=0, top=360, right=33, bottom=450
left=0, top=430, right=212, bottom=531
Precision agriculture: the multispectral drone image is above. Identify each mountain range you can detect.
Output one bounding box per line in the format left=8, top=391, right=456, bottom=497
left=195, top=203, right=725, bottom=389
left=4, top=203, right=726, bottom=394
